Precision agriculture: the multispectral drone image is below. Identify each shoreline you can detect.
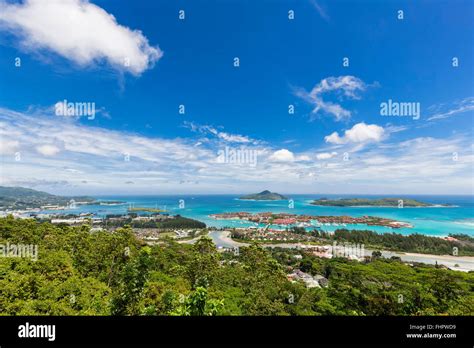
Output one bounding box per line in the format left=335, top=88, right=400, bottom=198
left=309, top=204, right=457, bottom=208
left=209, top=212, right=414, bottom=229
left=206, top=231, right=474, bottom=272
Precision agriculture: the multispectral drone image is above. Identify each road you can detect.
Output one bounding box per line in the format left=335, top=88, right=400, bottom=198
left=200, top=230, right=474, bottom=272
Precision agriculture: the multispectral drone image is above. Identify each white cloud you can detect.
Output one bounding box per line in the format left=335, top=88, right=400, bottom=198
left=297, top=155, right=311, bottom=161
left=310, top=0, right=330, bottom=22
left=0, top=139, right=19, bottom=155
left=216, top=132, right=250, bottom=143
left=316, top=152, right=338, bottom=160
left=36, top=144, right=60, bottom=156
left=0, top=0, right=162, bottom=75
left=183, top=121, right=253, bottom=143
left=269, top=149, right=295, bottom=162
left=1, top=107, right=472, bottom=195
left=294, top=76, right=368, bottom=121
left=427, top=97, right=474, bottom=121
left=385, top=125, right=408, bottom=134
left=325, top=123, right=385, bottom=145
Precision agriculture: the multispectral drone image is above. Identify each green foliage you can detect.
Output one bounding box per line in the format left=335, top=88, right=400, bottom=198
left=111, top=247, right=152, bottom=315
left=169, top=287, right=224, bottom=316
left=0, top=186, right=95, bottom=209
left=239, top=190, right=287, bottom=200
left=0, top=217, right=472, bottom=316
left=331, top=229, right=474, bottom=256
left=159, top=216, right=206, bottom=229
left=449, top=233, right=474, bottom=243
left=105, top=215, right=206, bottom=229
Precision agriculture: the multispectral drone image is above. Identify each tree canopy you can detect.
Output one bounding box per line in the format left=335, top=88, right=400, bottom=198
left=0, top=216, right=472, bottom=316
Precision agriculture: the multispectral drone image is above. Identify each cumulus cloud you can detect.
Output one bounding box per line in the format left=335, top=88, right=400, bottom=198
left=1, top=107, right=472, bottom=195
left=316, top=152, right=338, bottom=160
left=269, top=149, right=295, bottom=162
left=266, top=151, right=309, bottom=162
left=0, top=0, right=162, bottom=75
left=294, top=76, right=369, bottom=121
left=36, top=144, right=60, bottom=156
left=325, top=123, right=385, bottom=144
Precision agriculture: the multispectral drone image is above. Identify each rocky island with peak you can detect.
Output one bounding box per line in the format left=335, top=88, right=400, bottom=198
left=239, top=190, right=288, bottom=201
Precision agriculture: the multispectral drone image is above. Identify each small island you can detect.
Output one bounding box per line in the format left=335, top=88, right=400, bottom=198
left=310, top=197, right=445, bottom=207
left=239, top=190, right=288, bottom=201
left=210, top=212, right=413, bottom=229
left=128, top=207, right=166, bottom=213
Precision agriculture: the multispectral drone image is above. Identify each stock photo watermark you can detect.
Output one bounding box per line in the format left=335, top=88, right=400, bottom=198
left=332, top=242, right=365, bottom=259
left=217, top=146, right=258, bottom=166
left=380, top=99, right=420, bottom=120
left=55, top=99, right=96, bottom=120
left=0, top=243, right=38, bottom=261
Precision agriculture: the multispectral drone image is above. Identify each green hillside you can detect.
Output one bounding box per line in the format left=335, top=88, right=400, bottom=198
left=0, top=186, right=96, bottom=210
left=239, top=190, right=288, bottom=200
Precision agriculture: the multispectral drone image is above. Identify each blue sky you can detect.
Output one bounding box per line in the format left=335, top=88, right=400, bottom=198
left=0, top=0, right=473, bottom=195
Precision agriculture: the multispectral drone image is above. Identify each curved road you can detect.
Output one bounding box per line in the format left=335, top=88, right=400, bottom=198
left=193, top=230, right=474, bottom=272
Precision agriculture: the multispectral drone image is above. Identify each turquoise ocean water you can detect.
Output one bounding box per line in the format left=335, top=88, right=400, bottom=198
left=41, top=194, right=474, bottom=237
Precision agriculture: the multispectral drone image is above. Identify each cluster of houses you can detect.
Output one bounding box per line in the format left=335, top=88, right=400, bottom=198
left=316, top=215, right=411, bottom=229
left=1, top=212, right=173, bottom=226
left=51, top=213, right=102, bottom=225
left=134, top=228, right=199, bottom=242
left=211, top=211, right=412, bottom=229
left=287, top=270, right=329, bottom=288
left=232, top=227, right=317, bottom=243
left=106, top=214, right=172, bottom=224
left=296, top=244, right=365, bottom=261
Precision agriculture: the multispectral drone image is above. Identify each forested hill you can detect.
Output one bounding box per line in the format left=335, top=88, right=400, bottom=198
left=0, top=186, right=95, bottom=209
left=0, top=216, right=472, bottom=316
left=239, top=190, right=288, bottom=200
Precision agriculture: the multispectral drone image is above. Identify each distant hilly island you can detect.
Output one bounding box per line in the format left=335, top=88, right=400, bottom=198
left=239, top=190, right=288, bottom=201
left=0, top=186, right=98, bottom=210
left=0, top=186, right=448, bottom=210
left=310, top=197, right=447, bottom=207
left=237, top=192, right=445, bottom=206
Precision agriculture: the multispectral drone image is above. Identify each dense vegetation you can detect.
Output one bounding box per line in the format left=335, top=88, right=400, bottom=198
left=235, top=226, right=474, bottom=256
left=310, top=198, right=437, bottom=207
left=0, top=217, right=472, bottom=316
left=105, top=215, right=206, bottom=229
left=158, top=216, right=206, bottom=229
left=324, top=229, right=474, bottom=256
left=449, top=234, right=474, bottom=243
left=0, top=186, right=95, bottom=209
left=239, top=190, right=288, bottom=200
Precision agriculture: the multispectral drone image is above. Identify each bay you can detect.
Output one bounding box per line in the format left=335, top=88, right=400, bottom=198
left=39, top=194, right=474, bottom=237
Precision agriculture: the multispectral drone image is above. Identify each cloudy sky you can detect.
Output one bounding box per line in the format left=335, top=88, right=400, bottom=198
left=0, top=0, right=473, bottom=195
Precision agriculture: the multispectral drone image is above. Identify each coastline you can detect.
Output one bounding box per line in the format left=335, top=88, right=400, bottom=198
left=3, top=194, right=473, bottom=239
left=205, top=231, right=474, bottom=272
left=309, top=204, right=457, bottom=208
